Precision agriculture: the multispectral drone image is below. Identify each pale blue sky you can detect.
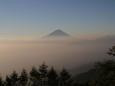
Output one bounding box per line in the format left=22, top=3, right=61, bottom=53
left=0, top=0, right=115, bottom=38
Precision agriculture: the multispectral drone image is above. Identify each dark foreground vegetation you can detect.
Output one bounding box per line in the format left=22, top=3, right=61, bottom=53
left=0, top=62, right=72, bottom=86
left=0, top=46, right=115, bottom=86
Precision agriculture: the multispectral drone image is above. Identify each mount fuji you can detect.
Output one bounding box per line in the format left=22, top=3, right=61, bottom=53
left=44, top=30, right=71, bottom=38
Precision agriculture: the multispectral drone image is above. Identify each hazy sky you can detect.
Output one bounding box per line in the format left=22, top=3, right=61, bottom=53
left=0, top=0, right=115, bottom=78
left=0, top=0, right=115, bottom=39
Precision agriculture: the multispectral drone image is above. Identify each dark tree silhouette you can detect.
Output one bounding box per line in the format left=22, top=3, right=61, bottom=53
left=10, top=70, right=19, bottom=86
left=89, top=60, right=115, bottom=86
left=0, top=62, right=74, bottom=86
left=107, top=46, right=115, bottom=56
left=5, top=75, right=12, bottom=86
left=39, top=62, right=48, bottom=86
left=0, top=75, right=3, bottom=86
left=89, top=46, right=115, bottom=86
left=30, top=66, right=40, bottom=86
left=59, top=68, right=72, bottom=86
left=19, top=68, right=28, bottom=86
left=47, top=66, right=59, bottom=86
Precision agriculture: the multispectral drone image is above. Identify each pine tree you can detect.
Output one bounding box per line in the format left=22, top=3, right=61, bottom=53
left=10, top=70, right=19, bottom=86
left=19, top=68, right=28, bottom=86
left=39, top=62, right=48, bottom=86
left=5, top=75, right=12, bottom=86
left=0, top=74, right=3, bottom=86
left=59, top=68, right=72, bottom=86
left=30, top=66, right=40, bottom=86
left=47, top=66, right=59, bottom=86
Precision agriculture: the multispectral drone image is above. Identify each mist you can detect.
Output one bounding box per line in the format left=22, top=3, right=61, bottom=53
left=0, top=36, right=114, bottom=78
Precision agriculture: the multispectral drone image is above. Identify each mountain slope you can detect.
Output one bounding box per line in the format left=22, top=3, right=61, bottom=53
left=68, top=63, right=94, bottom=76
left=72, top=68, right=102, bottom=84
left=44, top=30, right=71, bottom=38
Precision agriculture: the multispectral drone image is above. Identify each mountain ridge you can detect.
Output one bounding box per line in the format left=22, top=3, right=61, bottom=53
left=43, top=30, right=71, bottom=38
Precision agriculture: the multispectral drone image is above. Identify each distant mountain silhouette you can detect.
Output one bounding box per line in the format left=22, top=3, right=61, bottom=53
left=68, top=63, right=94, bottom=76
left=43, top=30, right=71, bottom=38
left=72, top=68, right=102, bottom=84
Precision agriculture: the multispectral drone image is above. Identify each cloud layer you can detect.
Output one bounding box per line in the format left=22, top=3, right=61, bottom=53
left=0, top=35, right=115, bottom=78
